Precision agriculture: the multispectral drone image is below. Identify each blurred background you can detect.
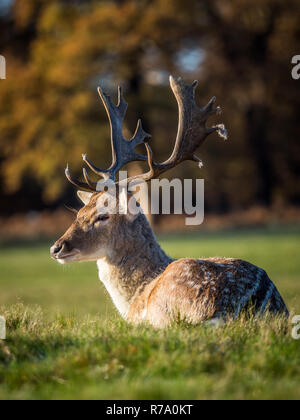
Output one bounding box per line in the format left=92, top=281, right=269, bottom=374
left=0, top=0, right=299, bottom=316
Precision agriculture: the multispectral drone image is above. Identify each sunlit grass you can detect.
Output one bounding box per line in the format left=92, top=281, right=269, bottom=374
left=0, top=304, right=299, bottom=400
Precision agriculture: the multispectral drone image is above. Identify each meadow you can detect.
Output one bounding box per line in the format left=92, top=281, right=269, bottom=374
left=0, top=226, right=300, bottom=400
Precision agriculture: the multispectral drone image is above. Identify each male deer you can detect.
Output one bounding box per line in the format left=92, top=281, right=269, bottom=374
left=51, top=76, right=289, bottom=327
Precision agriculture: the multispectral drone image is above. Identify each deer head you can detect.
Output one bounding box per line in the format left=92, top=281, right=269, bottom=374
left=50, top=76, right=227, bottom=264
left=50, top=189, right=142, bottom=264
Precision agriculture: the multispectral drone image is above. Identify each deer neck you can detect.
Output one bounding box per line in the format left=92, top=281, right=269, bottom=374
left=97, top=219, right=172, bottom=319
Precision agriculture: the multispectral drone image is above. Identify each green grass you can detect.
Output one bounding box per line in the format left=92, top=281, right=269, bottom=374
left=0, top=226, right=300, bottom=400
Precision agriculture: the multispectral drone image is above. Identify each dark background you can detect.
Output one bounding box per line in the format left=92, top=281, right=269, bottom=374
left=0, top=0, right=299, bottom=218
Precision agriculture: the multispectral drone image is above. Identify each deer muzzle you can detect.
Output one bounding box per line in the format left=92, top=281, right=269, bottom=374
left=50, top=239, right=79, bottom=262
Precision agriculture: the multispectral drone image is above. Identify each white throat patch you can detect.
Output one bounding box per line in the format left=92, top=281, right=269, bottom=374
left=97, top=259, right=130, bottom=319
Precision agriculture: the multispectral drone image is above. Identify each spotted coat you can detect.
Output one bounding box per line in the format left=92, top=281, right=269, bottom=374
left=128, top=258, right=289, bottom=327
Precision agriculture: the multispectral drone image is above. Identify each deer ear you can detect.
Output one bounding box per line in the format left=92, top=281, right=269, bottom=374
left=77, top=191, right=93, bottom=205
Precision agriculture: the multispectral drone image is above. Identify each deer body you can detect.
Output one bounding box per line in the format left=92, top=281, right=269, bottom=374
left=128, top=258, right=289, bottom=327
left=93, top=212, right=288, bottom=327
left=51, top=76, right=289, bottom=326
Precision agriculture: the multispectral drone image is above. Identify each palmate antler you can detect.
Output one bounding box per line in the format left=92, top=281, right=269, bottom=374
left=66, top=76, right=227, bottom=192
left=65, top=86, right=152, bottom=191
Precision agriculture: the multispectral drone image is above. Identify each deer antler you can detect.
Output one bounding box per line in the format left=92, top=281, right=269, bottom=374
left=125, top=76, right=227, bottom=186
left=65, top=86, right=151, bottom=192
left=66, top=76, right=227, bottom=192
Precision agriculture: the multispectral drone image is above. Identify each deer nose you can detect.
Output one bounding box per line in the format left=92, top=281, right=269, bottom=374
left=50, top=242, right=64, bottom=258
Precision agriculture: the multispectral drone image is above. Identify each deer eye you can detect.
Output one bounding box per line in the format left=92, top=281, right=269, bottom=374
left=94, top=215, right=110, bottom=224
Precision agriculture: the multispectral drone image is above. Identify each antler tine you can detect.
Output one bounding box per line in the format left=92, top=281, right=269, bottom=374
left=65, top=165, right=95, bottom=193
left=82, top=85, right=151, bottom=182
left=82, top=153, right=111, bottom=181
left=125, top=75, right=227, bottom=184
left=82, top=168, right=98, bottom=190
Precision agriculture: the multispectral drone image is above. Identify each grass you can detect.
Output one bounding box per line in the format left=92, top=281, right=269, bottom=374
left=0, top=226, right=300, bottom=400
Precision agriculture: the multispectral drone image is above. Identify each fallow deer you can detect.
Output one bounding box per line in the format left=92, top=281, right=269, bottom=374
left=50, top=76, right=289, bottom=327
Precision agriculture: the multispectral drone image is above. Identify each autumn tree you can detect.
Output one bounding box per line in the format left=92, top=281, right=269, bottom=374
left=0, top=0, right=299, bottom=212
